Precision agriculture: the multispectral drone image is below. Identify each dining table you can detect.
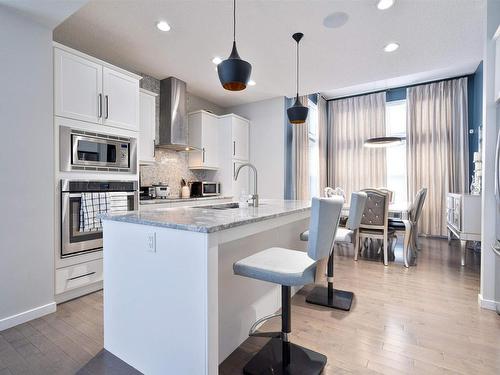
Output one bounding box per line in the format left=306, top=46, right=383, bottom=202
left=342, top=201, right=413, bottom=267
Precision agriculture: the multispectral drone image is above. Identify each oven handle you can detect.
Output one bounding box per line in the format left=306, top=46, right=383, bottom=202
left=66, top=192, right=137, bottom=198
left=68, top=271, right=96, bottom=281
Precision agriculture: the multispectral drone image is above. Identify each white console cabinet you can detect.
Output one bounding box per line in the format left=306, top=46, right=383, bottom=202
left=446, top=193, right=481, bottom=266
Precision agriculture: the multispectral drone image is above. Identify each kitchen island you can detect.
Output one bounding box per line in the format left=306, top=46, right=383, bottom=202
left=101, top=199, right=311, bottom=375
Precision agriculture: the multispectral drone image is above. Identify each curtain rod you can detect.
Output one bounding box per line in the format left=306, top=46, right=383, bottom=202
left=325, top=73, right=471, bottom=102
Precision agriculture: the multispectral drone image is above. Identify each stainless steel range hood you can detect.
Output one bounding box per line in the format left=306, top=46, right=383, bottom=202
left=157, top=77, right=198, bottom=151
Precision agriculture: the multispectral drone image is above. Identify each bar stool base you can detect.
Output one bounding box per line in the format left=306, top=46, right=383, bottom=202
left=243, top=338, right=326, bottom=375
left=306, top=285, right=353, bottom=311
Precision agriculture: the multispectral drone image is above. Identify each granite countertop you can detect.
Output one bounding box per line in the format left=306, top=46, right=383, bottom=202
left=101, top=199, right=311, bottom=233
left=139, top=196, right=233, bottom=205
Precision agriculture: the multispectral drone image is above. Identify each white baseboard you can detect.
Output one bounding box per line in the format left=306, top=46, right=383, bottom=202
left=0, top=302, right=56, bottom=331
left=478, top=294, right=499, bottom=311
left=55, top=281, right=103, bottom=304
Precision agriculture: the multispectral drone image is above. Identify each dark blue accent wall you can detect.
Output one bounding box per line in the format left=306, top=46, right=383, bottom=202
left=468, top=62, right=483, bottom=187
left=386, top=87, right=406, bottom=102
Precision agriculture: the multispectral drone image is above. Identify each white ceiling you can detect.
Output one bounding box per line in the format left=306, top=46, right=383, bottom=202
left=53, top=0, right=484, bottom=107
left=0, top=0, right=87, bottom=29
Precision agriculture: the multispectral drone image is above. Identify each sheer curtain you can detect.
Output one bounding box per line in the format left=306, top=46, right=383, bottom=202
left=290, top=95, right=310, bottom=200
left=317, top=95, right=328, bottom=194
left=327, top=92, right=387, bottom=203
left=406, top=77, right=468, bottom=236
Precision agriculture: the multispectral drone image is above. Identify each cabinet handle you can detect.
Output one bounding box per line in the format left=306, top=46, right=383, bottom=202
left=233, top=141, right=236, bottom=156
left=153, top=140, right=156, bottom=157
left=98, top=94, right=103, bottom=118
left=68, top=271, right=96, bottom=281
left=105, top=95, right=109, bottom=119
left=233, top=162, right=235, bottom=177
left=202, top=148, right=205, bottom=163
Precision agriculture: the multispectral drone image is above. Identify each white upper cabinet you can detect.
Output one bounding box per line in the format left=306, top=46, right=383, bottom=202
left=231, top=116, right=249, bottom=161
left=103, top=67, right=140, bottom=131
left=53, top=44, right=140, bottom=131
left=495, top=25, right=500, bottom=102
left=188, top=111, right=219, bottom=170
left=54, top=48, right=103, bottom=124
left=139, top=89, right=157, bottom=164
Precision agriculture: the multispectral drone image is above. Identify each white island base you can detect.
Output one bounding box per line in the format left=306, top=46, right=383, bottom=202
left=102, top=202, right=310, bottom=375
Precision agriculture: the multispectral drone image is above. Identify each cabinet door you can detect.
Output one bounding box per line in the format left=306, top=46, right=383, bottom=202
left=233, top=160, right=250, bottom=197
left=103, top=67, right=139, bottom=131
left=54, top=48, right=103, bottom=124
left=202, top=113, right=219, bottom=168
left=232, top=117, right=249, bottom=160
left=139, top=91, right=156, bottom=164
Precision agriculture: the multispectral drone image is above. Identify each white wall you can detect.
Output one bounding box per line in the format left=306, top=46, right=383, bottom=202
left=0, top=6, right=56, bottom=329
left=227, top=97, right=286, bottom=199
left=480, top=0, right=500, bottom=310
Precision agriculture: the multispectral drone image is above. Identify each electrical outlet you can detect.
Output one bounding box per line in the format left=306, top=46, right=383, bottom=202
left=147, top=232, right=156, bottom=253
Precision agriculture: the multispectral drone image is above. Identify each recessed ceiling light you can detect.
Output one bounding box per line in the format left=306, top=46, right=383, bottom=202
left=156, top=21, right=171, bottom=32
left=377, top=0, right=395, bottom=10
left=323, top=12, right=349, bottom=29
left=247, top=80, right=256, bottom=86
left=383, top=42, right=399, bottom=52
left=212, top=57, right=222, bottom=65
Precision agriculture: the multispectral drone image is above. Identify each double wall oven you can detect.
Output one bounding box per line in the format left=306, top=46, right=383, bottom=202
left=61, top=180, right=138, bottom=258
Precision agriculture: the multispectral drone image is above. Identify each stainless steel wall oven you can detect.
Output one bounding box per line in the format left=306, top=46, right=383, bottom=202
left=61, top=180, right=138, bottom=258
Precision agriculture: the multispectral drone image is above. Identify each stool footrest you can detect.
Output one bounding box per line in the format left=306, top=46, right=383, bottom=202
left=248, top=312, right=281, bottom=337
left=249, top=331, right=281, bottom=339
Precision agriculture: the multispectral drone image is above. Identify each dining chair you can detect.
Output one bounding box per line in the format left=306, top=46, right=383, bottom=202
left=389, top=188, right=427, bottom=267
left=378, top=187, right=395, bottom=204
left=357, top=189, right=394, bottom=266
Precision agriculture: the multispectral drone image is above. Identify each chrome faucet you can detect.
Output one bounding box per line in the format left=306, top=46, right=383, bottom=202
left=234, top=163, right=259, bottom=207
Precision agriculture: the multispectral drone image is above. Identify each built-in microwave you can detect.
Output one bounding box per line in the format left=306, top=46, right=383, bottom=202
left=60, top=126, right=137, bottom=174
left=190, top=181, right=221, bottom=197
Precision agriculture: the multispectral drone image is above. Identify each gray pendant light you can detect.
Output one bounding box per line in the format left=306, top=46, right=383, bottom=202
left=287, top=32, right=309, bottom=124
left=217, top=0, right=252, bottom=91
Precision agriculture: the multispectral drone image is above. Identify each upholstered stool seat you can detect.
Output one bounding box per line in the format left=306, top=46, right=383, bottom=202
left=234, top=247, right=316, bottom=286
left=233, top=197, right=344, bottom=375
left=300, top=226, right=353, bottom=243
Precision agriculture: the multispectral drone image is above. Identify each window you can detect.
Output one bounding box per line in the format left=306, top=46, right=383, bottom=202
left=308, top=99, right=320, bottom=198
left=385, top=99, right=407, bottom=204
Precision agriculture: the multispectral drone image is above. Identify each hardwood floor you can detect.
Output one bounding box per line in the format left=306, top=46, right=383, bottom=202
left=0, top=238, right=498, bottom=374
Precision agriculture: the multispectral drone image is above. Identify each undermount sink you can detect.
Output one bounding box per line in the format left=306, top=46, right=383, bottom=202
left=203, top=202, right=240, bottom=210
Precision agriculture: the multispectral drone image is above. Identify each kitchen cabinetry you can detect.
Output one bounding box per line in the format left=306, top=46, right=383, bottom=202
left=54, top=48, right=103, bottom=124
left=218, top=114, right=250, bottom=197
left=188, top=111, right=219, bottom=169
left=139, top=89, right=157, bottom=164
left=220, top=114, right=249, bottom=161
left=495, top=25, right=500, bottom=102
left=54, top=44, right=140, bottom=131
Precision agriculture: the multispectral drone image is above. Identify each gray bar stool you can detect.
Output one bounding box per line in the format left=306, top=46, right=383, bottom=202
left=300, top=191, right=367, bottom=311
left=233, top=197, right=343, bottom=375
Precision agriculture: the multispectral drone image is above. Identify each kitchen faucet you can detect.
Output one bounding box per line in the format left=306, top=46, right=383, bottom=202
left=234, top=163, right=259, bottom=207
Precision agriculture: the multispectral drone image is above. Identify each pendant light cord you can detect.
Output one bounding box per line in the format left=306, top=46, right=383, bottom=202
left=296, top=39, right=299, bottom=97
left=233, top=0, right=236, bottom=42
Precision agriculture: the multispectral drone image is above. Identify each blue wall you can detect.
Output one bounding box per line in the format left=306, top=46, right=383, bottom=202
left=468, top=62, right=483, bottom=187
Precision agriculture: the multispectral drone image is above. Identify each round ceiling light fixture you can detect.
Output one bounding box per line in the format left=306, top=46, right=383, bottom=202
left=383, top=42, right=399, bottom=52
left=377, top=0, right=395, bottom=10
left=287, top=33, right=309, bottom=125
left=323, top=12, right=349, bottom=29
left=156, top=21, right=171, bottom=32
left=217, top=0, right=252, bottom=91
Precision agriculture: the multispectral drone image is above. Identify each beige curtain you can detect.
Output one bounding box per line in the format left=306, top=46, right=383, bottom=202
left=327, top=92, right=387, bottom=203
left=406, top=77, right=468, bottom=236
left=318, top=94, right=328, bottom=193
left=291, top=95, right=310, bottom=200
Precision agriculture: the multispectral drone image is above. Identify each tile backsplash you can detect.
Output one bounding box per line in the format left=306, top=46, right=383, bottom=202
left=139, top=73, right=223, bottom=197
left=140, top=149, right=215, bottom=197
